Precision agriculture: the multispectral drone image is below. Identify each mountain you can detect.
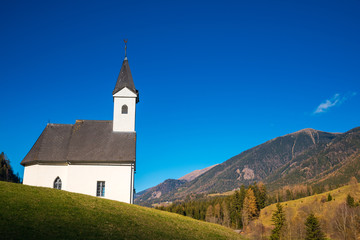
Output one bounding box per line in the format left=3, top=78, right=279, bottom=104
left=267, top=127, right=360, bottom=189
left=135, top=179, right=188, bottom=205
left=135, top=165, right=218, bottom=205
left=136, top=127, right=360, bottom=206
left=179, top=164, right=219, bottom=182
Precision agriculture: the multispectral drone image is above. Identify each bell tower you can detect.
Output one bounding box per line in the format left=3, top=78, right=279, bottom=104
left=113, top=41, right=139, bottom=132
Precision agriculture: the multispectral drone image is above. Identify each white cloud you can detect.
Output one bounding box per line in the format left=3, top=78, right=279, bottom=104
left=313, top=92, right=357, bottom=114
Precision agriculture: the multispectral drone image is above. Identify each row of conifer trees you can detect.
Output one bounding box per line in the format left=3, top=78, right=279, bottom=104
left=0, top=152, right=20, bottom=183
left=156, top=182, right=267, bottom=229
left=156, top=180, right=360, bottom=239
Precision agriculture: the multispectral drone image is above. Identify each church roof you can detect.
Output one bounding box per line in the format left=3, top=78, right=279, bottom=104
left=21, top=120, right=136, bottom=166
left=112, top=58, right=137, bottom=95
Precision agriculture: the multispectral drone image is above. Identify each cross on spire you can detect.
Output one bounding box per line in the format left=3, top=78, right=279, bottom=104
left=124, top=39, right=128, bottom=59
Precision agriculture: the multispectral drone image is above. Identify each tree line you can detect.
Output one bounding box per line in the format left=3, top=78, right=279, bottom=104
left=156, top=181, right=340, bottom=229
left=0, top=152, right=21, bottom=183
left=156, top=182, right=267, bottom=229
left=156, top=178, right=360, bottom=239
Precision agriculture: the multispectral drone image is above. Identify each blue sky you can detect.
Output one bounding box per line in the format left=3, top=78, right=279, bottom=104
left=1, top=0, right=359, bottom=192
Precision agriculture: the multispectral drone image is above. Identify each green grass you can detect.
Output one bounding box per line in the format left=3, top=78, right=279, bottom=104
left=0, top=181, right=245, bottom=240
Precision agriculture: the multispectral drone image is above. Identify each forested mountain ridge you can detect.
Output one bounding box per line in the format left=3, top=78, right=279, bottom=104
left=136, top=127, right=360, bottom=206
left=269, top=126, right=360, bottom=189
left=184, top=128, right=339, bottom=194
left=135, top=179, right=188, bottom=203
left=135, top=165, right=218, bottom=204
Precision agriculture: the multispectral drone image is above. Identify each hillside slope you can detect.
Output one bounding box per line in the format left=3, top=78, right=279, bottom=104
left=186, top=128, right=340, bottom=193
left=246, top=183, right=360, bottom=239
left=0, top=182, right=244, bottom=240
left=138, top=127, right=360, bottom=205
left=135, top=165, right=218, bottom=205
left=179, top=164, right=219, bottom=182
left=135, top=179, right=188, bottom=205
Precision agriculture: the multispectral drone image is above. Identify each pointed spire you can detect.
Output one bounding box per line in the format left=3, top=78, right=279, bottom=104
left=112, top=40, right=137, bottom=95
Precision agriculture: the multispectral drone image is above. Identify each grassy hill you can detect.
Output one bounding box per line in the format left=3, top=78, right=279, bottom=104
left=259, top=183, right=360, bottom=226
left=0, top=182, right=244, bottom=240
left=245, top=182, right=360, bottom=239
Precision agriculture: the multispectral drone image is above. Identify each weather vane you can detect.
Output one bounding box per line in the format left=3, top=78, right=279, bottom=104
left=124, top=39, right=128, bottom=58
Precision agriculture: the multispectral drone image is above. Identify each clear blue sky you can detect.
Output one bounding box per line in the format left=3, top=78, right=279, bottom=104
left=1, top=0, right=359, bottom=192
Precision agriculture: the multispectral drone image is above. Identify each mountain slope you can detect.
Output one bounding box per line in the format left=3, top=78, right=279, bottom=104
left=268, top=126, right=360, bottom=189
left=0, top=181, right=243, bottom=240
left=185, top=128, right=338, bottom=194
left=135, top=179, right=188, bottom=205
left=179, top=164, right=219, bottom=182
left=135, top=165, right=218, bottom=205
left=137, top=127, right=360, bottom=205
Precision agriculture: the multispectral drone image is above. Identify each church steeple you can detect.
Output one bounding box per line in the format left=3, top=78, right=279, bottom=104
left=112, top=41, right=139, bottom=132
left=112, top=58, right=137, bottom=95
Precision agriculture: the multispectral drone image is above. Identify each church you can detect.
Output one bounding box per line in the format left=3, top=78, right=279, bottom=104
left=21, top=49, right=139, bottom=204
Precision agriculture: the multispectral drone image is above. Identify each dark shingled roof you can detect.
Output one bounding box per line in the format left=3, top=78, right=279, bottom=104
left=21, top=120, right=136, bottom=166
left=113, top=58, right=137, bottom=95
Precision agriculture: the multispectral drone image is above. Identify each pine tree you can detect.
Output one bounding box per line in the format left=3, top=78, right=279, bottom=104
left=270, top=203, right=286, bottom=240
left=231, top=188, right=244, bottom=228
left=327, top=193, right=332, bottom=202
left=0, top=152, right=20, bottom=183
left=346, top=194, right=355, bottom=207
left=257, top=182, right=267, bottom=209
left=305, top=213, right=325, bottom=240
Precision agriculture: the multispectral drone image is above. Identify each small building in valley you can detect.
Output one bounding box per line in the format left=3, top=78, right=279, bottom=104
left=21, top=51, right=139, bottom=204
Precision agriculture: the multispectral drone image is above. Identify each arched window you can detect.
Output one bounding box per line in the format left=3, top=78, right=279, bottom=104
left=122, top=105, right=128, bottom=114
left=53, top=177, right=62, bottom=190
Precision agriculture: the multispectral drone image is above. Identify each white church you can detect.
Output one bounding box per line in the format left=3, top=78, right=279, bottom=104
left=21, top=50, right=138, bottom=204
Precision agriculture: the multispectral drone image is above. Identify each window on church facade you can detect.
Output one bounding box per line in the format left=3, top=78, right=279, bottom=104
left=53, top=177, right=62, bottom=190
left=122, top=105, right=128, bottom=114
left=96, top=181, right=105, bottom=197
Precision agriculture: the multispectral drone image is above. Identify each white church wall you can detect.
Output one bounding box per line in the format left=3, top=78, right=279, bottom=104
left=23, top=164, right=68, bottom=189
left=113, top=92, right=136, bottom=132
left=23, top=164, right=133, bottom=203
left=67, top=164, right=132, bottom=203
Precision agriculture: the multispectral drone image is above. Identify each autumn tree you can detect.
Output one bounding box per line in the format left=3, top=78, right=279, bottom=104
left=242, top=188, right=258, bottom=227
left=270, top=203, right=286, bottom=240
left=333, top=203, right=350, bottom=240
left=248, top=221, right=266, bottom=240
left=214, top=203, right=221, bottom=224
left=305, top=213, right=325, bottom=240
left=349, top=176, right=358, bottom=186
left=348, top=207, right=360, bottom=240
left=205, top=204, right=215, bottom=223
left=221, top=201, right=230, bottom=227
